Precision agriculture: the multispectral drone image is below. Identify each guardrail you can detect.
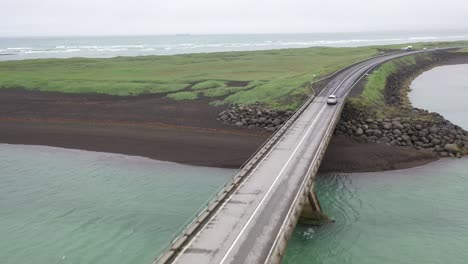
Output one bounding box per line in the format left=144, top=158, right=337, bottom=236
left=152, top=50, right=411, bottom=264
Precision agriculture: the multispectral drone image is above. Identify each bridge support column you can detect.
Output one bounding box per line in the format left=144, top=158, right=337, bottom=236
left=299, top=190, right=332, bottom=226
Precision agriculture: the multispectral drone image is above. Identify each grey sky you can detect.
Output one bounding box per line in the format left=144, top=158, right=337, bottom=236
left=2, top=0, right=468, bottom=36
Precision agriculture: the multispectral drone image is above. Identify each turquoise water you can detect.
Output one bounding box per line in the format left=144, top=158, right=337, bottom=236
left=1, top=31, right=468, bottom=61
left=410, top=64, right=468, bottom=129
left=283, top=64, right=468, bottom=263
left=284, top=159, right=468, bottom=264
left=1, top=64, right=467, bottom=264
left=0, top=145, right=235, bottom=264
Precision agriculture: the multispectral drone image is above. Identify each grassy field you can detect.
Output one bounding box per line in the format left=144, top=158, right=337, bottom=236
left=0, top=40, right=467, bottom=110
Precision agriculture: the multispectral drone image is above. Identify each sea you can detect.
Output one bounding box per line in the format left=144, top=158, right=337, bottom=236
left=1, top=36, right=468, bottom=264
left=1, top=30, right=468, bottom=61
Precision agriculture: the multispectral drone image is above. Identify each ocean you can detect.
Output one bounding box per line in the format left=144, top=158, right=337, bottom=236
left=0, top=43, right=467, bottom=263
left=1, top=31, right=468, bottom=61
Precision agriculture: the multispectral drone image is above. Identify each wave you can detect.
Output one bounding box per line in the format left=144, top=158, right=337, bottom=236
left=2, top=34, right=468, bottom=61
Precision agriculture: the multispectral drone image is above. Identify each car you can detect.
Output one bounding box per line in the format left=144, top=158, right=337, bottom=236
left=327, top=95, right=338, bottom=105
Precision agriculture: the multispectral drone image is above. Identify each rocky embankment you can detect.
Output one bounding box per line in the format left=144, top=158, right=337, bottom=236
left=217, top=105, right=293, bottom=132
left=336, top=104, right=468, bottom=158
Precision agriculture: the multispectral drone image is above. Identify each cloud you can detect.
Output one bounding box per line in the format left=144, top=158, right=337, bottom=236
left=1, top=0, right=468, bottom=36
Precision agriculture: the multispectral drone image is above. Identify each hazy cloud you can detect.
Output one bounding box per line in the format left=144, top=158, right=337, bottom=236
left=2, top=0, right=468, bottom=36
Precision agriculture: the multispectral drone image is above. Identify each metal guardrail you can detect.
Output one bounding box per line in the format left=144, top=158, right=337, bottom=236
left=152, top=49, right=426, bottom=264
left=152, top=55, right=375, bottom=263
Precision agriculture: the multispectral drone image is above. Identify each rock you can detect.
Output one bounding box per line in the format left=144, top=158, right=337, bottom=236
left=365, top=118, right=374, bottom=123
left=429, top=127, right=439, bottom=134
left=235, top=121, right=244, bottom=127
left=272, top=118, right=282, bottom=126
left=258, top=117, right=267, bottom=124
left=392, top=121, right=404, bottom=129
left=444, top=143, right=460, bottom=154
left=355, top=127, right=364, bottom=136
left=402, top=135, right=411, bottom=142
left=431, top=138, right=441, bottom=145
left=393, top=129, right=402, bottom=136
left=373, top=129, right=383, bottom=137
left=265, top=127, right=276, bottom=132
left=382, top=123, right=392, bottom=130
left=381, top=136, right=391, bottom=143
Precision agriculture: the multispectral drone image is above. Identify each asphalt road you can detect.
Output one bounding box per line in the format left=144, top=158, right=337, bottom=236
left=167, top=50, right=424, bottom=264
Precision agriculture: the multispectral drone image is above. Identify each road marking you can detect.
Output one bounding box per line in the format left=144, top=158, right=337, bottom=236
left=219, top=59, right=379, bottom=264
left=170, top=51, right=422, bottom=264
left=218, top=102, right=329, bottom=264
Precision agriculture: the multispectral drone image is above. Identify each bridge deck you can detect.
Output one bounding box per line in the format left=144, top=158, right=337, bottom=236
left=158, top=50, right=427, bottom=264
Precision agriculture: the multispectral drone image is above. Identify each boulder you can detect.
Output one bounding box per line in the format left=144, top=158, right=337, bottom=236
left=393, top=129, right=402, bottom=136
left=355, top=127, right=364, bottom=136
left=444, top=143, right=460, bottom=154
left=382, top=123, right=392, bottom=130
left=272, top=118, right=282, bottom=126
left=392, top=121, right=404, bottom=130
left=373, top=129, right=383, bottom=137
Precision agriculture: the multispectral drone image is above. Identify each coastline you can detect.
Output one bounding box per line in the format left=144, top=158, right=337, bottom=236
left=1, top=50, right=467, bottom=171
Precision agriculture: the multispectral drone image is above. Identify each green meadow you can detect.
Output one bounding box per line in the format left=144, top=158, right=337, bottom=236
left=0, top=41, right=466, bottom=110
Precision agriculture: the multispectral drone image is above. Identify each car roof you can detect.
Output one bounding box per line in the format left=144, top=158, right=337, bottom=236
left=328, top=95, right=337, bottom=98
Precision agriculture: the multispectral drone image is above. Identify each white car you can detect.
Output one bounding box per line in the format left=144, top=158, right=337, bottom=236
left=327, top=95, right=338, bottom=105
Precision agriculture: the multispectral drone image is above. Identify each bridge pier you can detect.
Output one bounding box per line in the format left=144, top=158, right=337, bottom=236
left=299, top=189, right=332, bottom=226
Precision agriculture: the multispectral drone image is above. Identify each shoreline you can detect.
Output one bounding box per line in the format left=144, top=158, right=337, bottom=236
left=1, top=51, right=467, bottom=171
left=321, top=51, right=468, bottom=172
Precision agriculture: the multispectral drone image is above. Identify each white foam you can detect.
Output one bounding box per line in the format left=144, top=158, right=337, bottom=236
left=7, top=47, right=32, bottom=50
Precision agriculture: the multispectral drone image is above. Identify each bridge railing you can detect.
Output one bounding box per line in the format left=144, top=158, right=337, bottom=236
left=152, top=51, right=402, bottom=264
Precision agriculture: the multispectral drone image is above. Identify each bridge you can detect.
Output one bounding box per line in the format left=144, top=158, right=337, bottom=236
left=155, top=50, right=427, bottom=264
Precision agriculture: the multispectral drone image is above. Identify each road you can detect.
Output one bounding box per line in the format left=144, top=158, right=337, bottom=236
left=159, top=50, right=425, bottom=264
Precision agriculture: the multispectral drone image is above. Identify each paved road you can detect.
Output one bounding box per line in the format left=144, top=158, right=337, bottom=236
left=164, top=50, right=424, bottom=264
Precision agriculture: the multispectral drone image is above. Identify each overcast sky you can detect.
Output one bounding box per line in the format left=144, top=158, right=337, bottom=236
left=2, top=0, right=468, bottom=36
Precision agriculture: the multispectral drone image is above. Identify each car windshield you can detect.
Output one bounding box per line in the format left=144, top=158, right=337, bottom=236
left=328, top=96, right=336, bottom=99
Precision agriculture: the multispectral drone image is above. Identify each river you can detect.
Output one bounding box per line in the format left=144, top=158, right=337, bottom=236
left=0, top=64, right=467, bottom=263
left=283, top=64, right=468, bottom=263
left=0, top=145, right=235, bottom=264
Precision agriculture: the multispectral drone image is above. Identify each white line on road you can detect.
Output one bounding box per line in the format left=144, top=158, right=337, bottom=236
left=218, top=59, right=375, bottom=264
left=218, top=103, right=329, bottom=264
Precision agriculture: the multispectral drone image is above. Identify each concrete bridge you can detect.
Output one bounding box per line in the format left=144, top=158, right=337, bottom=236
left=155, top=50, right=427, bottom=264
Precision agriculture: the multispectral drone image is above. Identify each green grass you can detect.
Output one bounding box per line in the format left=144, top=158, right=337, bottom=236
left=360, top=55, right=424, bottom=107
left=1, top=40, right=467, bottom=109
left=455, top=47, right=468, bottom=53
left=0, top=47, right=381, bottom=109
left=192, top=80, right=227, bottom=90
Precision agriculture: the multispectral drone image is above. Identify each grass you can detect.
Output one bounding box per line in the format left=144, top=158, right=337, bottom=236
left=192, top=80, right=227, bottom=90
left=1, top=40, right=467, bottom=109
left=360, top=55, right=422, bottom=106
left=350, top=53, right=436, bottom=118
left=455, top=47, right=468, bottom=53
